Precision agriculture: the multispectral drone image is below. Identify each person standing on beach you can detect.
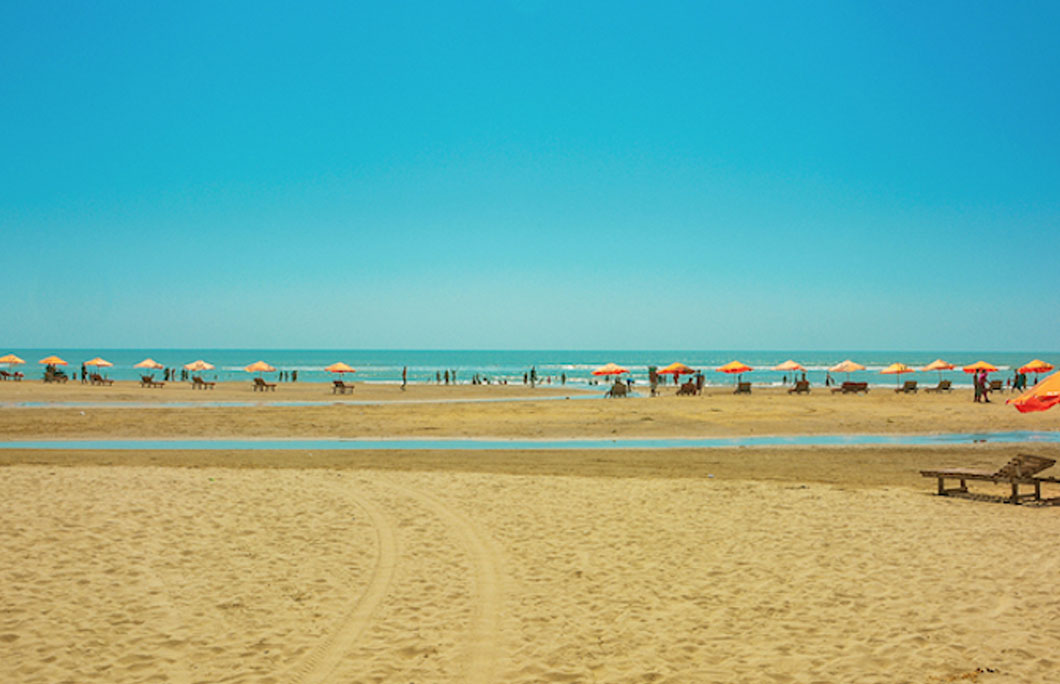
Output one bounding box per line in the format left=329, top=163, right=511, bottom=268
left=401, top=366, right=407, bottom=390
left=973, top=371, right=982, bottom=402
left=980, top=369, right=991, bottom=403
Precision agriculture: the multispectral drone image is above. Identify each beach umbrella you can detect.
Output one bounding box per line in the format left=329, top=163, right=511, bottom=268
left=880, top=362, right=915, bottom=388
left=828, top=359, right=865, bottom=381
left=922, top=358, right=956, bottom=381
left=772, top=360, right=805, bottom=372
left=716, top=360, right=753, bottom=384
left=962, top=361, right=998, bottom=374
left=84, top=357, right=113, bottom=370
left=38, top=355, right=68, bottom=366
left=0, top=354, right=26, bottom=366
left=657, top=362, right=696, bottom=386
left=1007, top=371, right=1060, bottom=413
left=134, top=358, right=164, bottom=370
left=184, top=360, right=215, bottom=372
left=592, top=363, right=629, bottom=376
left=1018, top=359, right=1054, bottom=381
left=244, top=360, right=276, bottom=375
left=325, top=362, right=357, bottom=374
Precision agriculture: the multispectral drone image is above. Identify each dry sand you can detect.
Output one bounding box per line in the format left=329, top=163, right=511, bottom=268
left=2, top=382, right=1059, bottom=683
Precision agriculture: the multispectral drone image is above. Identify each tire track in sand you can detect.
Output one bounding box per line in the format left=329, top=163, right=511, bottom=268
left=379, top=477, right=502, bottom=684
left=291, top=479, right=398, bottom=684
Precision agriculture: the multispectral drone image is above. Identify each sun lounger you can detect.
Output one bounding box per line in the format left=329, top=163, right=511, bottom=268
left=989, top=380, right=1004, bottom=392
left=606, top=382, right=628, bottom=398
left=924, top=380, right=952, bottom=393
left=140, top=375, right=165, bottom=388
left=895, top=380, right=918, bottom=394
left=734, top=381, right=751, bottom=394
left=44, top=369, right=69, bottom=383
left=253, top=377, right=277, bottom=392
left=676, top=380, right=697, bottom=396
left=0, top=370, right=16, bottom=381
left=921, top=454, right=1060, bottom=505
left=332, top=379, right=355, bottom=394
left=192, top=376, right=216, bottom=389
left=89, top=373, right=114, bottom=386
left=831, top=381, right=868, bottom=394
left=788, top=380, right=810, bottom=394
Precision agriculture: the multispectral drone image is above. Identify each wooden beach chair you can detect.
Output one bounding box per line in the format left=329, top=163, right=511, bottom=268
left=924, top=380, right=952, bottom=393
left=989, top=380, right=1004, bottom=392
left=832, top=381, right=869, bottom=394
left=332, top=379, right=355, bottom=394
left=676, top=380, right=697, bottom=396
left=788, top=380, right=810, bottom=394
left=734, top=381, right=751, bottom=394
left=140, top=375, right=165, bottom=388
left=0, top=370, right=11, bottom=381
left=192, top=376, right=216, bottom=390
left=921, top=454, right=1060, bottom=505
left=253, top=377, right=277, bottom=392
left=895, top=380, right=918, bottom=394
left=89, top=373, right=114, bottom=386
left=606, top=382, right=628, bottom=398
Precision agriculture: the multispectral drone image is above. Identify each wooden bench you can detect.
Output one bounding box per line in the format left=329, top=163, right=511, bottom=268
left=253, top=377, right=277, bottom=392
left=788, top=380, right=810, bottom=394
left=831, top=381, right=868, bottom=394
left=921, top=454, right=1060, bottom=505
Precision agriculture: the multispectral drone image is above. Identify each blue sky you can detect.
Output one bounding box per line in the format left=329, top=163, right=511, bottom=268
left=3, top=1, right=1058, bottom=350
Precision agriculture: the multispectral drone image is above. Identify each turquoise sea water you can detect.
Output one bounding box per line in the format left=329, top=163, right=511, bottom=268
left=3, top=349, right=1056, bottom=388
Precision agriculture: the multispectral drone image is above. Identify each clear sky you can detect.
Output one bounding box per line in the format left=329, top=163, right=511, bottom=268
left=3, top=1, right=1058, bottom=350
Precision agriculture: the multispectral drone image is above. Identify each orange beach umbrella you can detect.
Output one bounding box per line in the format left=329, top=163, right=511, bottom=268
left=657, top=362, right=696, bottom=375
left=922, top=358, right=956, bottom=381
left=1007, top=371, right=1060, bottom=413
left=772, top=360, right=805, bottom=372
left=244, top=360, right=276, bottom=374
left=184, top=360, right=215, bottom=372
left=592, top=363, right=628, bottom=376
left=716, top=360, right=752, bottom=384
left=829, top=359, right=865, bottom=381
left=962, top=361, right=997, bottom=373
left=325, top=362, right=357, bottom=374
left=84, top=357, right=113, bottom=369
left=880, top=362, right=915, bottom=387
left=134, top=358, right=164, bottom=370
left=38, top=355, right=67, bottom=366
left=0, top=354, right=26, bottom=366
left=1019, top=359, right=1054, bottom=376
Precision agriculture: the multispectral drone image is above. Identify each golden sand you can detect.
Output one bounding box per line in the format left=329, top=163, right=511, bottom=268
left=1, top=382, right=1059, bottom=683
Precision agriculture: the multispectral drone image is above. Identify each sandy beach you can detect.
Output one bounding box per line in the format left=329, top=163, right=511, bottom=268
left=2, top=382, right=1059, bottom=683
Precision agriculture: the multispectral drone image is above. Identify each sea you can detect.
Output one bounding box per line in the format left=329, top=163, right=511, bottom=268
left=5, top=349, right=1056, bottom=389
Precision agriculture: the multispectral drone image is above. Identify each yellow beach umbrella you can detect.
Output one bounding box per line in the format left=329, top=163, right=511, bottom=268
left=134, top=358, right=164, bottom=370
left=0, top=353, right=26, bottom=366
left=184, top=360, right=215, bottom=372
left=84, top=357, right=113, bottom=369
left=716, top=360, right=753, bottom=385
left=244, top=360, right=276, bottom=374
left=38, top=355, right=68, bottom=366
left=922, top=358, right=956, bottom=381
left=592, top=363, right=629, bottom=376
left=880, top=362, right=915, bottom=388
left=962, top=361, right=998, bottom=374
left=325, top=362, right=357, bottom=374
